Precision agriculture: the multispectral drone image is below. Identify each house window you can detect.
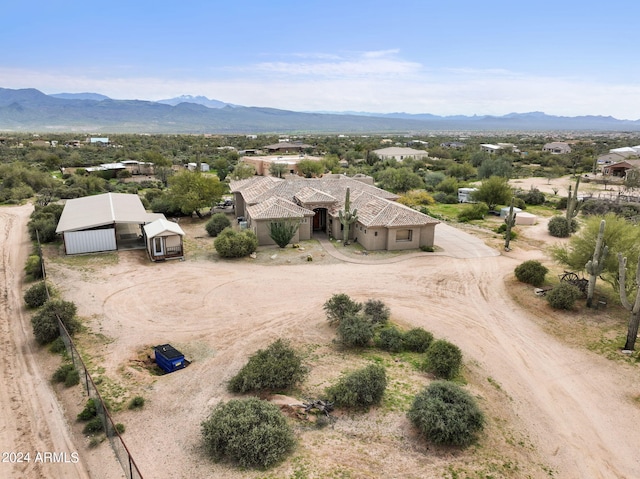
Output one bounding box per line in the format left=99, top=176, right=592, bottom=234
left=396, top=229, right=412, bottom=242
left=374, top=232, right=378, bottom=236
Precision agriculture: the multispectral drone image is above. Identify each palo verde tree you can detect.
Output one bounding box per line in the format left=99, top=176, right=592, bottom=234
left=585, top=219, right=608, bottom=308
left=167, top=170, right=225, bottom=218
left=268, top=220, right=300, bottom=248
left=472, top=176, right=512, bottom=211
left=617, top=253, right=640, bottom=351
left=338, top=187, right=358, bottom=246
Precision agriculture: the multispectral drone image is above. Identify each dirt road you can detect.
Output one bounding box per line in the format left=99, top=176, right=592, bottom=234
left=0, top=205, right=92, bottom=479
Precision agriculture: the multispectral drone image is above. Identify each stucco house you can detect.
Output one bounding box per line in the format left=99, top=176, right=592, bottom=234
left=230, top=175, right=439, bottom=251
left=372, top=147, right=429, bottom=162
left=542, top=142, right=572, bottom=154
left=602, top=159, right=640, bottom=177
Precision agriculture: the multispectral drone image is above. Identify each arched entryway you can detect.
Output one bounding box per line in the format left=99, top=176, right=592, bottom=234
left=313, top=208, right=327, bottom=232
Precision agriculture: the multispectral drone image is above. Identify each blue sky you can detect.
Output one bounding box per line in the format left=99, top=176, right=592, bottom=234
left=4, top=0, right=640, bottom=118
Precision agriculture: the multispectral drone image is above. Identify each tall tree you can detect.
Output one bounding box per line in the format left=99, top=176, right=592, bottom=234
left=472, top=176, right=512, bottom=211
left=168, top=170, right=225, bottom=218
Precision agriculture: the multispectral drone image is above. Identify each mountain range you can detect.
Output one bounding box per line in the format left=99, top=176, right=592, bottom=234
left=1, top=87, right=639, bottom=134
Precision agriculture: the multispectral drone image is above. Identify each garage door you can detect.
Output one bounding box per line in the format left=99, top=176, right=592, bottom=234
left=64, top=229, right=117, bottom=255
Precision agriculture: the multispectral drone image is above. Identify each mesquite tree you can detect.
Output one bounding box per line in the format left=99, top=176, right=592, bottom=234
left=504, top=197, right=517, bottom=251
left=617, top=253, right=640, bottom=351
left=585, top=219, right=608, bottom=308
left=338, top=187, right=358, bottom=246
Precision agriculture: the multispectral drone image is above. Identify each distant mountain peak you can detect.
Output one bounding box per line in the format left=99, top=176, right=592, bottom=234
left=156, top=95, right=234, bottom=109
left=50, top=92, right=111, bottom=101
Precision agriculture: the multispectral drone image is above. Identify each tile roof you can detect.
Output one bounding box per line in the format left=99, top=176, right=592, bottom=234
left=232, top=174, right=438, bottom=229
left=246, top=196, right=315, bottom=219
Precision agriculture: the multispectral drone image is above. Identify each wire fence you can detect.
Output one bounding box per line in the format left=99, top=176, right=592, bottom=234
left=37, top=240, right=144, bottom=479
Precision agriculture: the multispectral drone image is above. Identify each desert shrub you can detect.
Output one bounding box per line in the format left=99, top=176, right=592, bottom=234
left=433, top=192, right=459, bottom=204
left=52, top=364, right=75, bottom=383
left=77, top=398, right=98, bottom=421
left=403, top=328, right=434, bottom=353
left=115, top=423, right=125, bottom=434
left=546, top=283, right=581, bottom=310
left=228, top=339, right=307, bottom=393
left=214, top=228, right=258, bottom=258
left=201, top=397, right=295, bottom=469
left=49, top=337, right=66, bottom=354
left=548, top=216, right=578, bottom=238
left=362, top=299, right=390, bottom=325
left=336, top=314, right=375, bottom=348
left=205, top=213, right=231, bottom=237
left=323, top=293, right=362, bottom=326
left=31, top=299, right=80, bottom=344
left=24, top=281, right=49, bottom=308
left=64, top=368, right=80, bottom=387
left=457, top=202, right=489, bottom=222
left=408, top=381, right=484, bottom=447
left=25, top=254, right=44, bottom=280
left=128, top=396, right=145, bottom=410
left=27, top=204, right=64, bottom=242
left=376, top=326, right=405, bottom=353
left=514, top=260, right=549, bottom=287
left=83, top=417, right=104, bottom=434
left=517, top=188, right=545, bottom=205
left=513, top=197, right=526, bottom=210
left=325, top=364, right=387, bottom=409
left=423, top=339, right=463, bottom=380
left=268, top=220, right=300, bottom=248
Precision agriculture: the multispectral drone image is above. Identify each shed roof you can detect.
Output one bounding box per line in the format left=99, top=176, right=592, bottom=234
left=143, top=218, right=185, bottom=238
left=56, top=193, right=154, bottom=233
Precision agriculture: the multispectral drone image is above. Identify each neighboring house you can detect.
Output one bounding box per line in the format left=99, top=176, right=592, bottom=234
left=240, top=155, right=323, bottom=177
left=143, top=218, right=185, bottom=262
left=230, top=175, right=439, bottom=251
left=89, top=137, right=110, bottom=145
left=602, top=159, right=640, bottom=177
left=55, top=193, right=169, bottom=256
left=263, top=142, right=313, bottom=154
left=186, top=162, right=210, bottom=172
left=440, top=141, right=466, bottom=149
left=597, top=145, right=640, bottom=167
left=372, top=147, right=429, bottom=162
left=480, top=144, right=502, bottom=154
left=542, top=142, right=572, bottom=154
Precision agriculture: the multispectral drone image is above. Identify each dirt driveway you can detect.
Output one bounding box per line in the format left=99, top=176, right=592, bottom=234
left=5, top=201, right=640, bottom=478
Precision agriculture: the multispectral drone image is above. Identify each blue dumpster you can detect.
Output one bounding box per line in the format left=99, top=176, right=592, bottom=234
left=154, top=344, right=185, bottom=373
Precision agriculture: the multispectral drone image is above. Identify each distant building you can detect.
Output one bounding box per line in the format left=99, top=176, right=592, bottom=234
left=89, top=137, right=110, bottom=145
left=542, top=142, right=572, bottom=154
left=372, top=147, right=429, bottom=162
left=240, top=155, right=323, bottom=177
left=263, top=142, right=313, bottom=154
left=440, top=141, right=466, bottom=149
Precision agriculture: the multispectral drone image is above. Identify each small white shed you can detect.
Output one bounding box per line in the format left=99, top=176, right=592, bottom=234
left=500, top=206, right=522, bottom=218
left=143, top=218, right=185, bottom=262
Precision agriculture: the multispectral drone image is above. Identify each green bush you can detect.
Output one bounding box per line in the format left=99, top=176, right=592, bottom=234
left=268, top=220, right=300, bottom=248
left=548, top=216, right=578, bottom=238
left=376, top=326, right=404, bottom=353
left=77, top=398, right=98, bottom=421
left=128, top=396, right=145, bottom=410
left=336, top=314, right=375, bottom=348
left=52, top=364, right=75, bottom=383
left=83, top=417, right=104, bottom=434
left=546, top=283, right=582, bottom=310
left=408, top=381, right=484, bottom=447
left=423, top=339, right=463, bottom=380
left=205, top=213, right=231, bottom=237
left=31, top=299, right=80, bottom=344
left=517, top=188, right=545, bottom=205
left=363, top=299, right=390, bottom=325
left=457, top=202, right=489, bottom=222
left=323, top=293, right=362, bottom=326
left=514, top=260, right=549, bottom=287
left=201, top=397, right=295, bottom=469
left=64, top=368, right=80, bottom=387
left=228, top=339, right=307, bottom=393
left=403, top=328, right=434, bottom=353
left=326, top=364, right=387, bottom=409
left=214, top=228, right=258, bottom=258
left=49, top=337, right=66, bottom=354
left=115, top=423, right=125, bottom=434
left=24, top=281, right=50, bottom=308
left=25, top=254, right=44, bottom=280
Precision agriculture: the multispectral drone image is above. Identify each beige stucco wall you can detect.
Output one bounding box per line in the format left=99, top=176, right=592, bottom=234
left=252, top=218, right=309, bottom=246
left=354, top=226, right=388, bottom=251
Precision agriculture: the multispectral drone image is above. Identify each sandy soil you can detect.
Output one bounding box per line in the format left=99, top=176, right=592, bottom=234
left=4, top=184, right=640, bottom=478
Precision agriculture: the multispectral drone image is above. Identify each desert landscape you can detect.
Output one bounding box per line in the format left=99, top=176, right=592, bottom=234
left=3, top=175, right=640, bottom=478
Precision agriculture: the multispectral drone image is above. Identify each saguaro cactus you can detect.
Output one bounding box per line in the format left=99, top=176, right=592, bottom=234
left=338, top=187, right=358, bottom=246
left=504, top=197, right=517, bottom=251
left=585, top=219, right=608, bottom=307
left=617, top=253, right=640, bottom=351
left=566, top=176, right=581, bottom=224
